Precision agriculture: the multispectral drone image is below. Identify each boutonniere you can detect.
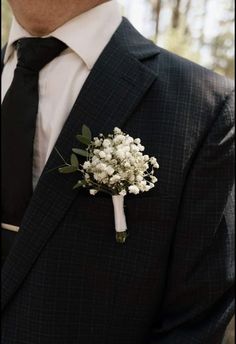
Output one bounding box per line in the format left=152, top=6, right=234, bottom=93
left=57, top=125, right=159, bottom=244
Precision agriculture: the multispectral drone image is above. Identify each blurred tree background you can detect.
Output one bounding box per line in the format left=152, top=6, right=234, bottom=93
left=119, top=0, right=235, bottom=79
left=1, top=0, right=235, bottom=341
left=1, top=0, right=11, bottom=46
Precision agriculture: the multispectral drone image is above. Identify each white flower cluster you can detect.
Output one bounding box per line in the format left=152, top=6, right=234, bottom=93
left=81, top=127, right=159, bottom=196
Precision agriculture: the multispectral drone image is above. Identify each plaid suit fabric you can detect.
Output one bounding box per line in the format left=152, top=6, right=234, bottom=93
left=1, top=18, right=235, bottom=344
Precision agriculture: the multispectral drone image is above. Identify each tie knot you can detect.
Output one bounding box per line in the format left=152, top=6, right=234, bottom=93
left=16, top=37, right=67, bottom=73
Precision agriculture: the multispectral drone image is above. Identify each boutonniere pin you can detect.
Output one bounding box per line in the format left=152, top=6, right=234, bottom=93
left=57, top=125, right=159, bottom=244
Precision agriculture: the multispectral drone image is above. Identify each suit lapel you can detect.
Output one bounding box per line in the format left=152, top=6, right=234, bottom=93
left=1, top=18, right=160, bottom=311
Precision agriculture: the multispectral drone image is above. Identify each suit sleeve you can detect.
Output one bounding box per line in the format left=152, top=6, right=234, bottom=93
left=150, top=91, right=235, bottom=344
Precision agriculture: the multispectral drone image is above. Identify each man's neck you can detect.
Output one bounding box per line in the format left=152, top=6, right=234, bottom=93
left=11, top=0, right=110, bottom=37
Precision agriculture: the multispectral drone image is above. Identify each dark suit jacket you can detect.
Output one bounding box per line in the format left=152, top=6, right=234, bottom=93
left=1, top=18, right=235, bottom=344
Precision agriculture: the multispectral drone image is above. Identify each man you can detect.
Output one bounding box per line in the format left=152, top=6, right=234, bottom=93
left=1, top=0, right=234, bottom=343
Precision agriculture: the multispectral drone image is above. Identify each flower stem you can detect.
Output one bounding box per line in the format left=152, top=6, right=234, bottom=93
left=55, top=147, right=68, bottom=165
left=116, top=231, right=129, bottom=244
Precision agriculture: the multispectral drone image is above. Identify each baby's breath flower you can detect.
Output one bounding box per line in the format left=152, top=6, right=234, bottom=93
left=129, top=185, right=140, bottom=195
left=90, top=189, right=98, bottom=195
left=114, top=127, right=122, bottom=134
left=136, top=175, right=144, bottom=182
left=96, top=162, right=107, bottom=171
left=136, top=152, right=143, bottom=158
left=99, top=151, right=106, bottom=159
left=105, top=154, right=112, bottom=161
left=119, top=190, right=127, bottom=196
left=116, top=150, right=125, bottom=160
left=94, top=149, right=100, bottom=155
left=114, top=134, right=125, bottom=144
left=94, top=139, right=102, bottom=147
left=129, top=157, right=136, bottom=165
left=106, top=166, right=115, bottom=176
left=134, top=138, right=141, bottom=144
left=83, top=161, right=91, bottom=169
left=125, top=152, right=132, bottom=159
left=104, top=147, right=113, bottom=154
left=130, top=144, right=139, bottom=153
left=150, top=157, right=159, bottom=168
left=137, top=180, right=147, bottom=192
left=139, top=145, right=145, bottom=152
left=144, top=185, right=151, bottom=191
left=91, top=157, right=99, bottom=166
left=94, top=171, right=107, bottom=182
left=103, top=139, right=111, bottom=148
left=151, top=176, right=158, bottom=183
left=110, top=175, right=121, bottom=184
left=124, top=161, right=131, bottom=168
left=128, top=175, right=135, bottom=183
left=125, top=136, right=134, bottom=145
left=69, top=126, right=159, bottom=198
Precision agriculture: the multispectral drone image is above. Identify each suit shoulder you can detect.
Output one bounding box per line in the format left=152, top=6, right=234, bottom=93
left=149, top=47, right=234, bottom=99
left=141, top=46, right=234, bottom=140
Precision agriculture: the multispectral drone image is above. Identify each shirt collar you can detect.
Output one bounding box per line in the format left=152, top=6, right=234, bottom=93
left=4, top=17, right=31, bottom=64
left=4, top=1, right=122, bottom=70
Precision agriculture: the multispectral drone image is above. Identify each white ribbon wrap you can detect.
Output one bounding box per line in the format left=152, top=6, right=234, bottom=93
left=112, top=195, right=127, bottom=233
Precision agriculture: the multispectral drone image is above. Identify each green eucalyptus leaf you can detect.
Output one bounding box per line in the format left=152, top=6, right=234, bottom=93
left=82, top=124, right=92, bottom=141
left=70, top=153, right=79, bottom=167
left=72, top=148, right=88, bottom=158
left=76, top=135, right=91, bottom=146
left=73, top=180, right=87, bottom=189
left=59, top=165, right=78, bottom=174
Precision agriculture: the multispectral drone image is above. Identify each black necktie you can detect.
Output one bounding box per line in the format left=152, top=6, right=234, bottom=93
left=1, top=37, right=67, bottom=227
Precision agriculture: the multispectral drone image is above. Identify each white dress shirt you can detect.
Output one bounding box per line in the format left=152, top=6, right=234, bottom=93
left=2, top=0, right=122, bottom=191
